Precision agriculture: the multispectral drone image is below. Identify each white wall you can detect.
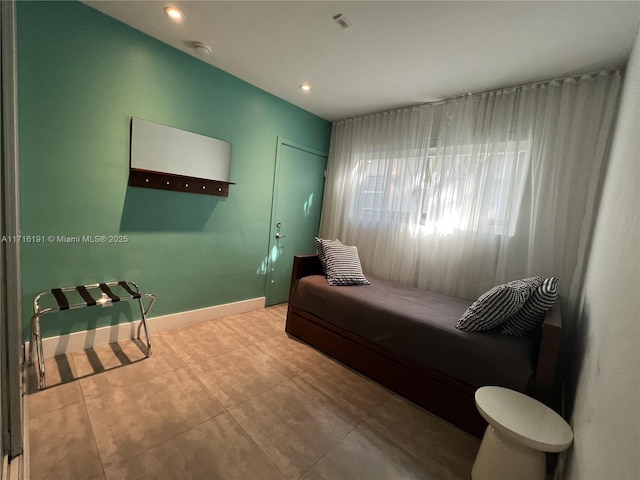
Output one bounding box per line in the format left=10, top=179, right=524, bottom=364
left=564, top=29, right=640, bottom=480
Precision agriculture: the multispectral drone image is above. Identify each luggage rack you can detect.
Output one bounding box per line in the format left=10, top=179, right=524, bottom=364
left=28, top=280, right=156, bottom=390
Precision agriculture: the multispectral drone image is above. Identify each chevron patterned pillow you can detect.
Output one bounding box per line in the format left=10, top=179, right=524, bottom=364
left=499, top=277, right=559, bottom=337
left=456, top=277, right=543, bottom=332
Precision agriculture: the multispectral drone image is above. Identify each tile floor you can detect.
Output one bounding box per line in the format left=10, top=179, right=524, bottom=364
left=26, top=304, right=480, bottom=480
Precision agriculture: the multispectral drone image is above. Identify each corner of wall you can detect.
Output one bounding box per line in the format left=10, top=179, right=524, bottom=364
left=562, top=27, right=640, bottom=480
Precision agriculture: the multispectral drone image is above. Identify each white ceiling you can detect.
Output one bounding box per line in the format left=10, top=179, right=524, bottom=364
left=85, top=1, right=640, bottom=121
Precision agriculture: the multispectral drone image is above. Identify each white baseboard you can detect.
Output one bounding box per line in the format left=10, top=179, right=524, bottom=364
left=26, top=297, right=265, bottom=359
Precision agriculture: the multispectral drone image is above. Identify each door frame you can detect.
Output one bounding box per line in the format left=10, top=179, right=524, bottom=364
left=1, top=0, right=24, bottom=463
left=265, top=137, right=327, bottom=306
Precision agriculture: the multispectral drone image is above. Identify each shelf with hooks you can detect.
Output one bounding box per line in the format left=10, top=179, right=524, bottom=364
left=129, top=169, right=234, bottom=197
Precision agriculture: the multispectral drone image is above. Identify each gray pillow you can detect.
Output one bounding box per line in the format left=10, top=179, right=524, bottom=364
left=499, top=277, right=558, bottom=337
left=456, top=277, right=543, bottom=332
left=321, top=241, right=369, bottom=286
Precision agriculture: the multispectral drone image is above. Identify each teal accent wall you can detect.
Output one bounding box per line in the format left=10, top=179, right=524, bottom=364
left=17, top=1, right=331, bottom=340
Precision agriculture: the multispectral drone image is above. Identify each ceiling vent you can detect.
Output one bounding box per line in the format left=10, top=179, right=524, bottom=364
left=192, top=41, right=211, bottom=56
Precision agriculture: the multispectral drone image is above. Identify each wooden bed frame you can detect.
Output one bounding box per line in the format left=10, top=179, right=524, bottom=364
left=285, top=254, right=562, bottom=437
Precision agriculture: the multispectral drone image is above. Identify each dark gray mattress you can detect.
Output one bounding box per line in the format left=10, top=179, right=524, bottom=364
left=291, top=275, right=537, bottom=392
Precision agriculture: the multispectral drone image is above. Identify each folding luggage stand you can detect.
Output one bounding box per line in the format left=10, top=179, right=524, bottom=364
left=28, top=281, right=156, bottom=390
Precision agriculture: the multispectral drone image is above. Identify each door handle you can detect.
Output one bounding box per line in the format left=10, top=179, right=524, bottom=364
left=275, top=233, right=286, bottom=239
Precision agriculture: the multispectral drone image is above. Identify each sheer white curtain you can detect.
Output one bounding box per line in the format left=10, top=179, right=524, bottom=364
left=321, top=71, right=621, bottom=310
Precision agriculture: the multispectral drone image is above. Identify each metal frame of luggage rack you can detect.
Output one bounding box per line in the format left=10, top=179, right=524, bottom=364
left=28, top=280, right=156, bottom=390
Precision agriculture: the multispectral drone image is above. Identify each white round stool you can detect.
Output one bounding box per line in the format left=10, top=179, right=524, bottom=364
left=472, top=386, right=573, bottom=480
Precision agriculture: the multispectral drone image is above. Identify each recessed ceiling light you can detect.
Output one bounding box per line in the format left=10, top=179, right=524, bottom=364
left=164, top=6, right=184, bottom=22
left=300, top=83, right=312, bottom=92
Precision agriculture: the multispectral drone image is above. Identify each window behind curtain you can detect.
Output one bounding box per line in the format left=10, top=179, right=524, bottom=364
left=352, top=136, right=531, bottom=236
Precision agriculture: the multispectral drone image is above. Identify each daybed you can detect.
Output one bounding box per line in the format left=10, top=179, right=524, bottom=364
left=285, top=254, right=561, bottom=437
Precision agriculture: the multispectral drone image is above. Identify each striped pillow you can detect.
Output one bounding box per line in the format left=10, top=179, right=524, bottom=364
left=499, top=277, right=558, bottom=337
left=315, top=237, right=342, bottom=273
left=322, top=242, right=369, bottom=286
left=456, top=277, right=543, bottom=332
